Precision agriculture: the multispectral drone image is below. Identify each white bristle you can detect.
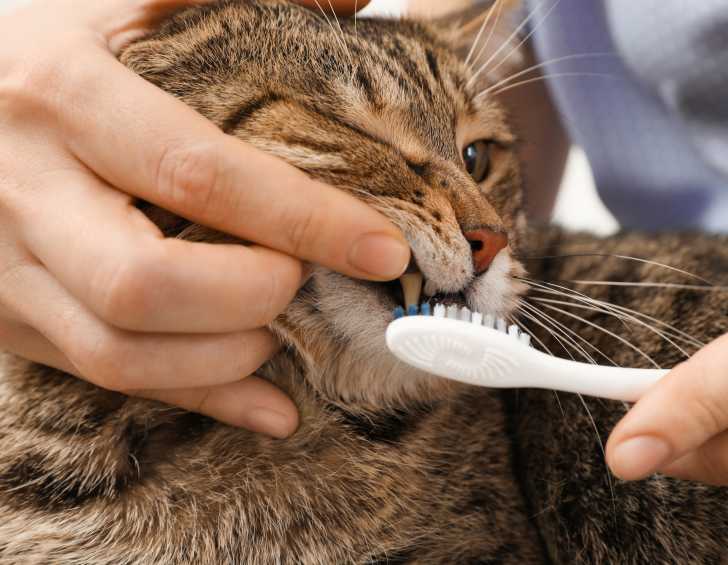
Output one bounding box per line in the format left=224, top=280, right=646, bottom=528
left=459, top=307, right=471, bottom=321
left=483, top=314, right=495, bottom=329
left=508, top=325, right=520, bottom=339
left=520, top=333, right=532, bottom=347
left=434, top=303, right=446, bottom=318
left=496, top=318, right=508, bottom=333
left=471, top=311, right=483, bottom=325
left=447, top=305, right=459, bottom=319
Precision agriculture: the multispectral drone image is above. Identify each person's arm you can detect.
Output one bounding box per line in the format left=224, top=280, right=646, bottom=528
left=0, top=0, right=409, bottom=438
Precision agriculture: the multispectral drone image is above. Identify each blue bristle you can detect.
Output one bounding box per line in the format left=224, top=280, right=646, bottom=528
left=420, top=302, right=431, bottom=316
left=393, top=306, right=405, bottom=319
left=407, top=304, right=419, bottom=316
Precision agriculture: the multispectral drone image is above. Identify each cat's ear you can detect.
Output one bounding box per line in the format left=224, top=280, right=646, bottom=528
left=426, top=0, right=525, bottom=83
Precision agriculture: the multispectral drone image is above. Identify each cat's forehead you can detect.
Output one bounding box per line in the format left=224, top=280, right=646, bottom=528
left=250, top=5, right=506, bottom=158
left=129, top=0, right=511, bottom=156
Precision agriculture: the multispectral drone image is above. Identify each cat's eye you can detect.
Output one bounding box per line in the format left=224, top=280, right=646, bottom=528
left=462, top=140, right=492, bottom=183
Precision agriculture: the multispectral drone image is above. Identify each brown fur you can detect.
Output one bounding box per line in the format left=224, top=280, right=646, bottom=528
left=0, top=1, right=727, bottom=563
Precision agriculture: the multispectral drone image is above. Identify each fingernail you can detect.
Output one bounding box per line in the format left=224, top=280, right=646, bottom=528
left=245, top=408, right=297, bottom=439
left=611, top=436, right=672, bottom=480
left=349, top=233, right=410, bottom=279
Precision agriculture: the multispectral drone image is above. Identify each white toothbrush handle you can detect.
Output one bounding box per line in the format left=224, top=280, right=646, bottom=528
left=386, top=316, right=668, bottom=402
left=518, top=353, right=667, bottom=402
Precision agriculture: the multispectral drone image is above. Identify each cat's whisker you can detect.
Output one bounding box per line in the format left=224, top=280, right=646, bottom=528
left=568, top=280, right=728, bottom=292
left=521, top=299, right=618, bottom=366
left=487, top=72, right=615, bottom=97
left=575, top=392, right=618, bottom=520
left=516, top=304, right=577, bottom=360
left=519, top=277, right=630, bottom=330
left=516, top=253, right=713, bottom=284
left=483, top=0, right=565, bottom=81
left=522, top=277, right=705, bottom=348
left=477, top=52, right=614, bottom=99
left=468, top=0, right=562, bottom=87
left=314, top=1, right=354, bottom=72
left=511, top=306, right=555, bottom=356
left=594, top=300, right=705, bottom=348
left=532, top=296, right=692, bottom=358
left=536, top=302, right=662, bottom=369
left=519, top=300, right=595, bottom=363
left=508, top=313, right=570, bottom=422
left=354, top=0, right=358, bottom=36
left=465, top=0, right=502, bottom=67
left=533, top=283, right=705, bottom=348
left=523, top=276, right=694, bottom=352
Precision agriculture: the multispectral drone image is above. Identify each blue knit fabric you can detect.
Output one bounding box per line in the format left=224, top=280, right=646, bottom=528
left=526, top=0, right=728, bottom=232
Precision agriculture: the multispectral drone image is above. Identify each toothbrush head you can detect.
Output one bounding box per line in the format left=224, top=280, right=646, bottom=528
left=386, top=302, right=533, bottom=388
left=391, top=303, right=532, bottom=347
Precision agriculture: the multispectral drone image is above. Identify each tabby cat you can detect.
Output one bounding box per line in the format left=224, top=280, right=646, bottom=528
left=1, top=1, right=727, bottom=563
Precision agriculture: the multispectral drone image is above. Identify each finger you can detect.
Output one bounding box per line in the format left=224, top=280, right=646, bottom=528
left=136, top=376, right=299, bottom=437
left=1, top=259, right=281, bottom=391
left=658, top=430, right=728, bottom=486
left=0, top=318, right=297, bottom=437
left=23, top=170, right=303, bottom=333
left=0, top=317, right=78, bottom=376
left=60, top=51, right=409, bottom=281
left=607, top=334, right=728, bottom=480
left=294, top=0, right=371, bottom=16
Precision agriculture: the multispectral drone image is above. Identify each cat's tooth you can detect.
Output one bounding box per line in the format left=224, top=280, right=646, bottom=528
left=400, top=272, right=423, bottom=310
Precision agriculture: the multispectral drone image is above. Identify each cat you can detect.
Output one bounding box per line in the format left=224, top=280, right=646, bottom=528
left=1, top=1, right=727, bottom=563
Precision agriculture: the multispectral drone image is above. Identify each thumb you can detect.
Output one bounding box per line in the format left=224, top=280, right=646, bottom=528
left=606, top=332, right=728, bottom=480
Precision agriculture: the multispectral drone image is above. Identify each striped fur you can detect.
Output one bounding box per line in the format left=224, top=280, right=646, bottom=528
left=1, top=2, right=727, bottom=563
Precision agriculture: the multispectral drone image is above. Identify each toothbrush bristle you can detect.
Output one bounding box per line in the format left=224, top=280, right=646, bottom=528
left=390, top=301, right=532, bottom=348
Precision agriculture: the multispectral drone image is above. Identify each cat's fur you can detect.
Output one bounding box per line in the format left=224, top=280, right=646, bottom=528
left=1, top=1, right=727, bottom=563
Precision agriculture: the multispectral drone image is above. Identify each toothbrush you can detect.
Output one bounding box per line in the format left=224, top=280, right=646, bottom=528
left=385, top=303, right=668, bottom=402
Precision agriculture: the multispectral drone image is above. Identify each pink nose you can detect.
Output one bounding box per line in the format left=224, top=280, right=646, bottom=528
left=464, top=229, right=508, bottom=274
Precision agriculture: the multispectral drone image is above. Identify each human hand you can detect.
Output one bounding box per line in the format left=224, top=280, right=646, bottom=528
left=607, top=332, right=728, bottom=485
left=0, top=0, right=402, bottom=438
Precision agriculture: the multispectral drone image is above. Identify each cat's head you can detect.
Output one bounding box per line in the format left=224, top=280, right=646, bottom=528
left=122, top=0, right=527, bottom=410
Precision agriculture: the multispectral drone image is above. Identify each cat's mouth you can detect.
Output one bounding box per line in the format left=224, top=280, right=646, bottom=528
left=383, top=257, right=468, bottom=311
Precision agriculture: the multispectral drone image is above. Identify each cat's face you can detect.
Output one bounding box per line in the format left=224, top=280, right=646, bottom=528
left=123, top=0, right=526, bottom=408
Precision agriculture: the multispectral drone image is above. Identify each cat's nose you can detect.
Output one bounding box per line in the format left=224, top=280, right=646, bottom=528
left=464, top=229, right=508, bottom=274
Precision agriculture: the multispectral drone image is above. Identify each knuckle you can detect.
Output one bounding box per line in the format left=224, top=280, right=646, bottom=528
left=91, top=247, right=165, bottom=328
left=282, top=204, right=318, bottom=257
left=154, top=141, right=231, bottom=217
left=0, top=46, right=88, bottom=124
left=259, top=268, right=284, bottom=325
left=71, top=333, right=134, bottom=392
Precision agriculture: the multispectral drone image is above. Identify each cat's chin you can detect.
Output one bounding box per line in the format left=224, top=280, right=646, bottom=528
left=272, top=252, right=526, bottom=409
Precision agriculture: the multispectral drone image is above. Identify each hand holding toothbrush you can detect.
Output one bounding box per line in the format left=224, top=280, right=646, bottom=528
left=607, top=332, right=728, bottom=485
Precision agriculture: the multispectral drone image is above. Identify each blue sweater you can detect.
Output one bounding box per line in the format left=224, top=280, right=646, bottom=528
left=526, top=0, right=728, bottom=232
